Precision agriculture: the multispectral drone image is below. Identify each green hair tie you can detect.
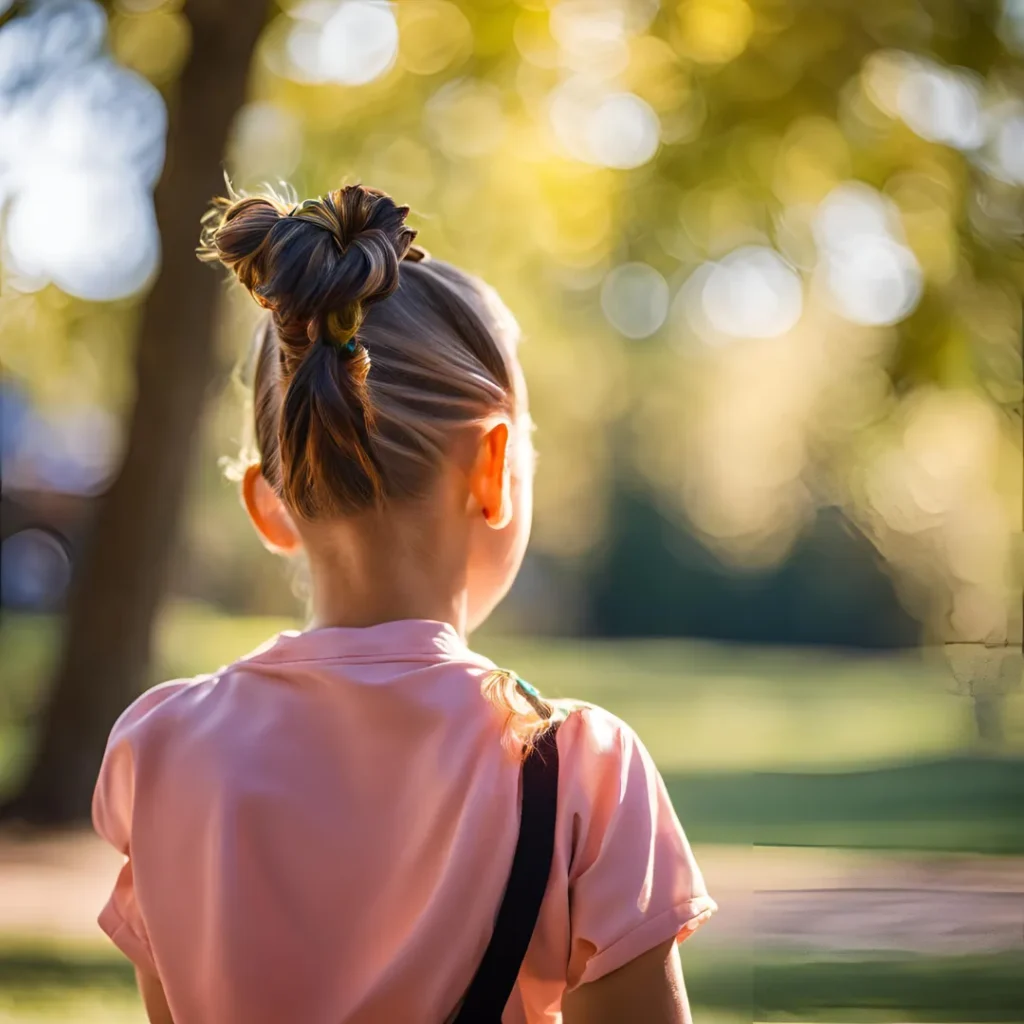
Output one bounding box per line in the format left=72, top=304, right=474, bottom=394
left=323, top=309, right=363, bottom=355
left=515, top=676, right=540, bottom=698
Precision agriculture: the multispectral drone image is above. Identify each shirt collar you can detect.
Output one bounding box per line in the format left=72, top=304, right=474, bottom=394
left=243, top=619, right=474, bottom=666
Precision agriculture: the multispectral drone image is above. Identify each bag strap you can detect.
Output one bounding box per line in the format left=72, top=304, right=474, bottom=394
left=451, top=722, right=561, bottom=1024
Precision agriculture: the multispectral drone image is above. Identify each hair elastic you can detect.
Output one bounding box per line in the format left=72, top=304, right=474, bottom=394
left=324, top=308, right=363, bottom=355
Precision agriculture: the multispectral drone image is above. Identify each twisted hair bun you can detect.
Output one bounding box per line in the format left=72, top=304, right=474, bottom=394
left=198, top=184, right=421, bottom=518
left=199, top=185, right=417, bottom=353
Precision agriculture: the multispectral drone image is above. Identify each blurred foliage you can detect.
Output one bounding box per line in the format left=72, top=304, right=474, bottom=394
left=1, top=0, right=1021, bottom=642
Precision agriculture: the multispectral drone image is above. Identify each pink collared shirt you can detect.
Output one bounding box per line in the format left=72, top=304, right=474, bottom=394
left=93, top=620, right=716, bottom=1023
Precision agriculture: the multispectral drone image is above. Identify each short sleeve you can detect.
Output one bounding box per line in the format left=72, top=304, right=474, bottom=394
left=558, top=706, right=717, bottom=989
left=91, top=683, right=188, bottom=973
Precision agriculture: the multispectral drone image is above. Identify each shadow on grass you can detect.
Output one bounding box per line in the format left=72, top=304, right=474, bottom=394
left=0, top=950, right=136, bottom=991
left=683, top=953, right=1024, bottom=1023
left=666, top=755, right=1024, bottom=853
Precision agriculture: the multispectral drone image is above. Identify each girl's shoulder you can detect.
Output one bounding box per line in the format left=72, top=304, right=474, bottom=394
left=93, top=674, right=214, bottom=851
left=551, top=697, right=624, bottom=727
left=104, top=674, right=215, bottom=754
left=545, top=697, right=644, bottom=752
left=538, top=696, right=664, bottom=797
left=103, top=632, right=292, bottom=754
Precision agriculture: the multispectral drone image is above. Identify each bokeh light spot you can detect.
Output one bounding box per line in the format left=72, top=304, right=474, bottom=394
left=513, top=8, right=560, bottom=69
left=425, top=79, right=505, bottom=158
left=110, top=8, right=192, bottom=85
left=813, top=181, right=895, bottom=249
left=586, top=92, right=659, bottom=169
left=6, top=171, right=160, bottom=301
left=34, top=59, right=168, bottom=188
left=813, top=183, right=923, bottom=327
left=625, top=35, right=692, bottom=113
left=897, top=62, right=984, bottom=150
left=674, top=0, right=753, bottom=65
left=550, top=0, right=631, bottom=77
left=819, top=236, right=923, bottom=327
left=992, top=105, right=1024, bottom=184
left=600, top=262, right=669, bottom=338
left=699, top=247, right=804, bottom=340
left=549, top=80, right=659, bottom=169
left=320, top=0, right=397, bottom=84
left=863, top=50, right=985, bottom=151
left=0, top=0, right=106, bottom=89
left=286, top=0, right=398, bottom=86
left=773, top=117, right=851, bottom=206
left=397, top=0, right=472, bottom=77
left=0, top=1, right=166, bottom=302
left=0, top=530, right=72, bottom=611
left=999, top=0, right=1024, bottom=53
left=227, top=102, right=303, bottom=186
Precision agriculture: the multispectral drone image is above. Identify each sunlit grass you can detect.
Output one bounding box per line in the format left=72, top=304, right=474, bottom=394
left=480, top=633, right=974, bottom=772
left=1, top=601, right=975, bottom=777
left=4, top=603, right=1018, bottom=853
left=0, top=991, right=143, bottom=1024
left=0, top=941, right=142, bottom=1024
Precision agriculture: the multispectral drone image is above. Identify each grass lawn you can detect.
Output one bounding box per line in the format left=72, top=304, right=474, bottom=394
left=663, top=756, right=1024, bottom=852
left=0, top=603, right=988, bottom=778
left=2, top=604, right=1022, bottom=853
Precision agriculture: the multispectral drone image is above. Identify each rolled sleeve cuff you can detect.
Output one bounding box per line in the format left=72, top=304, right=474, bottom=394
left=98, top=901, right=156, bottom=974
left=576, top=894, right=718, bottom=988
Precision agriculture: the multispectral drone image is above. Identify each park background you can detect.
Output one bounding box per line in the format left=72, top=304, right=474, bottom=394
left=0, top=0, right=1022, bottom=1020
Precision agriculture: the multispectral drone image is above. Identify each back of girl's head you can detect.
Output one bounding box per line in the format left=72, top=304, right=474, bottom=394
left=198, top=184, right=515, bottom=520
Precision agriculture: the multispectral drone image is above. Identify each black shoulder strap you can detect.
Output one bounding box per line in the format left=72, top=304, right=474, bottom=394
left=451, top=722, right=561, bottom=1024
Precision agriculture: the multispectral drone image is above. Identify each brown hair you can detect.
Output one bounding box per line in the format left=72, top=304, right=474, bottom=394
left=198, top=182, right=555, bottom=754
left=198, top=185, right=513, bottom=519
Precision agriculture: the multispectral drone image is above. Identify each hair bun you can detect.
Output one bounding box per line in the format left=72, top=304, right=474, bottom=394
left=291, top=187, right=416, bottom=304
left=198, top=183, right=423, bottom=518
left=198, top=184, right=417, bottom=354
left=198, top=194, right=286, bottom=297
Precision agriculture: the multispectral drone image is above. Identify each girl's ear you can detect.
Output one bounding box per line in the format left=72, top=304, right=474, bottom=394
left=468, top=420, right=512, bottom=529
left=242, top=464, right=303, bottom=555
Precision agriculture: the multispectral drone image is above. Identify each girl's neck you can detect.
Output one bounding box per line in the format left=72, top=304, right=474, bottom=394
left=302, top=505, right=469, bottom=636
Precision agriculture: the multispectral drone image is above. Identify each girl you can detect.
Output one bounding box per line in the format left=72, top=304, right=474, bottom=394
left=93, top=184, right=716, bottom=1024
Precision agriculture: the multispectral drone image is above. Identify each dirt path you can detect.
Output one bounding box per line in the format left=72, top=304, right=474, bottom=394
left=2, top=832, right=1022, bottom=956
left=698, top=844, right=1024, bottom=954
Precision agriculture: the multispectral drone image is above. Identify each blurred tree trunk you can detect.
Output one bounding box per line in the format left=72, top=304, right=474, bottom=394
left=3, top=0, right=267, bottom=824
